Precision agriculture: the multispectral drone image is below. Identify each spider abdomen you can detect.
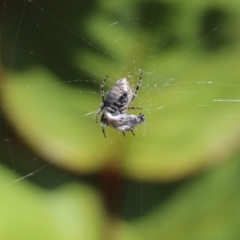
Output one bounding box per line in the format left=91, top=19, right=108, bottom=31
left=95, top=73, right=144, bottom=137
left=106, top=78, right=133, bottom=106
left=104, top=112, right=145, bottom=132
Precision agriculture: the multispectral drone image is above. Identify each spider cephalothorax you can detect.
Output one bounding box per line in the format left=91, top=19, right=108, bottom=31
left=95, top=72, right=145, bottom=137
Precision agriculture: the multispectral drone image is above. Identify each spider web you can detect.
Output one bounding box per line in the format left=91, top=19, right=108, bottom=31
left=0, top=0, right=240, bottom=238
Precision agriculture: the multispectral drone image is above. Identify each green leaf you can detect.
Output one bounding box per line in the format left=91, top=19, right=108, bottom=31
left=0, top=165, right=105, bottom=240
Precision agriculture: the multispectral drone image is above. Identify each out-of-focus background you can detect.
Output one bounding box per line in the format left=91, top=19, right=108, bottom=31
left=1, top=0, right=240, bottom=239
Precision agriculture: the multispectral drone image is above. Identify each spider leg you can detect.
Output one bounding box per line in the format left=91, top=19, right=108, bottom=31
left=102, top=126, right=107, bottom=138
left=131, top=72, right=143, bottom=102
left=122, top=132, right=126, bottom=137
left=100, top=75, right=108, bottom=102
left=131, top=130, right=135, bottom=136
left=128, top=107, right=142, bottom=110
left=96, top=75, right=108, bottom=123
left=95, top=105, right=104, bottom=123
left=118, top=106, right=142, bottom=114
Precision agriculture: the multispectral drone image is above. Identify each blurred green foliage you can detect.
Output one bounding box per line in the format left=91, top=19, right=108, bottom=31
left=1, top=0, right=240, bottom=239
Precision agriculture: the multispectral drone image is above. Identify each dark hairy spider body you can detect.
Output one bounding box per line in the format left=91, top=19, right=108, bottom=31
left=95, top=72, right=145, bottom=137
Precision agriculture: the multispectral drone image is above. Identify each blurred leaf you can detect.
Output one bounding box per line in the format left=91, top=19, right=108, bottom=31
left=1, top=149, right=240, bottom=239
left=117, top=153, right=240, bottom=240
left=0, top=164, right=105, bottom=240
left=1, top=1, right=240, bottom=181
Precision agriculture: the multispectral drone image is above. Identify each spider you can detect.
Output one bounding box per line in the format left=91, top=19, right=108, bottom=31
left=95, top=72, right=145, bottom=137
left=104, top=112, right=145, bottom=136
